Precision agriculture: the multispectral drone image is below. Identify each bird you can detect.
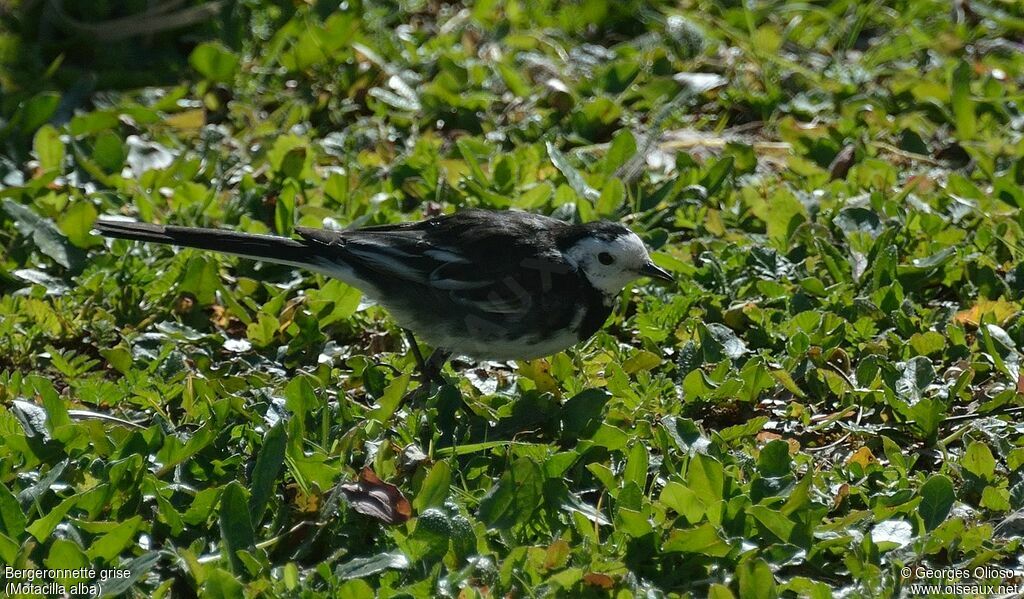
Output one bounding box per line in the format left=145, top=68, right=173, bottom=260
left=94, top=209, right=674, bottom=382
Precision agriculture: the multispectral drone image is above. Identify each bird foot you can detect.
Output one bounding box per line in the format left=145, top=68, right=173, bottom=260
left=419, top=348, right=452, bottom=387
left=403, top=329, right=451, bottom=389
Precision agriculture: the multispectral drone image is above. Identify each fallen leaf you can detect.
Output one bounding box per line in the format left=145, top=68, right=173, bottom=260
left=832, top=483, right=850, bottom=509
left=846, top=446, right=877, bottom=468
left=210, top=304, right=230, bottom=328
left=954, top=298, right=1018, bottom=326
left=544, top=539, right=571, bottom=570
left=828, top=145, right=856, bottom=180
left=165, top=108, right=206, bottom=130
left=174, top=294, right=195, bottom=315
left=518, top=359, right=561, bottom=395
left=285, top=483, right=321, bottom=515
left=339, top=467, right=412, bottom=525
left=583, top=572, right=616, bottom=589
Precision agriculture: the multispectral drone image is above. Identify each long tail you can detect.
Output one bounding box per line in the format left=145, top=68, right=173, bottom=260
left=93, top=219, right=319, bottom=269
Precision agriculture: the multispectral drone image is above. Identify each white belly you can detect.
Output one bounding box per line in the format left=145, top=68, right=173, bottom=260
left=438, top=329, right=582, bottom=360
left=385, top=303, right=587, bottom=361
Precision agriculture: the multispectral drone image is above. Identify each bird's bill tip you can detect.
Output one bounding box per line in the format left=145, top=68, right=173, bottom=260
left=640, top=261, right=674, bottom=283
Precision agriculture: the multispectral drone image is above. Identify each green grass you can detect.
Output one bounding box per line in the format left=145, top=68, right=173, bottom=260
left=2, top=0, right=1024, bottom=596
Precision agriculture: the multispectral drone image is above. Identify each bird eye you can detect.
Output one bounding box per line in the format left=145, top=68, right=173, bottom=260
left=598, top=252, right=615, bottom=265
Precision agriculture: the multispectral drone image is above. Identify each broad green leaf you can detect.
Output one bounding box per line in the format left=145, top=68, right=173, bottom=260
left=46, top=540, right=90, bottom=586
left=369, top=372, right=411, bottom=424
left=962, top=441, right=995, bottom=481
left=190, top=42, right=239, bottom=83
left=700, top=323, right=748, bottom=361
left=178, top=255, right=220, bottom=305
left=26, top=494, right=75, bottom=541
left=757, top=440, right=791, bottom=477
left=0, top=533, right=17, bottom=565
left=737, top=558, right=779, bottom=599
left=285, top=376, right=318, bottom=423
left=0, top=483, right=26, bottom=539
left=749, top=505, right=795, bottom=543
left=478, top=457, right=543, bottom=529
left=31, top=375, right=70, bottom=430
left=405, top=508, right=451, bottom=561
left=623, top=443, right=649, bottom=491
left=950, top=60, right=975, bottom=139
left=200, top=568, right=245, bottom=599
left=615, top=507, right=653, bottom=537
left=918, top=475, right=954, bottom=531
left=307, top=279, right=362, bottom=326
left=596, top=177, right=625, bottom=216
left=2, top=199, right=85, bottom=270
left=58, top=201, right=99, bottom=248
left=219, top=482, right=255, bottom=573
left=87, top=516, right=142, bottom=563
left=334, top=552, right=410, bottom=580
left=895, top=356, right=935, bottom=405
left=909, top=331, right=946, bottom=357
left=588, top=423, right=629, bottom=451
left=908, top=398, right=945, bottom=441
left=250, top=422, right=287, bottom=524
left=981, top=486, right=1011, bottom=512
left=604, top=129, right=637, bottom=175
left=268, top=136, right=312, bottom=179
left=18, top=91, right=60, bottom=133
left=33, top=124, right=64, bottom=171
left=93, top=131, right=126, bottom=171
left=687, top=455, right=726, bottom=521
left=622, top=350, right=661, bottom=374
left=547, top=141, right=599, bottom=202
left=663, top=522, right=732, bottom=556
left=414, top=461, right=452, bottom=513
left=659, top=481, right=705, bottom=524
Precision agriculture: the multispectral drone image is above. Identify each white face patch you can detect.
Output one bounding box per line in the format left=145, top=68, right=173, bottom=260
left=564, top=231, right=653, bottom=297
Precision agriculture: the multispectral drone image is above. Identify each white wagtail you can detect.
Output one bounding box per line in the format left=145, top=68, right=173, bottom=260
left=95, top=209, right=674, bottom=381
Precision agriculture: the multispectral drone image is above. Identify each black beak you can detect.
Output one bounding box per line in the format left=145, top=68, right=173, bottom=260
left=640, top=261, right=675, bottom=283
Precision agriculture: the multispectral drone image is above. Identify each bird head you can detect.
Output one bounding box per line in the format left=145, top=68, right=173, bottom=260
left=563, top=223, right=674, bottom=297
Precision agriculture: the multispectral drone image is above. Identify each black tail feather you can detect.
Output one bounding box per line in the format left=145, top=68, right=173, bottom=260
left=93, top=219, right=317, bottom=266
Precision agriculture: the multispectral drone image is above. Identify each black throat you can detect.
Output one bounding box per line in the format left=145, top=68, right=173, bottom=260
left=576, top=287, right=616, bottom=341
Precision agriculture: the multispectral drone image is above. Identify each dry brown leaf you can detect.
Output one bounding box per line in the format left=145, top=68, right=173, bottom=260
left=210, top=304, right=230, bottom=328
left=173, top=294, right=195, bottom=315
left=285, top=483, right=321, bottom=515
left=954, top=298, right=1018, bottom=327
left=165, top=109, right=205, bottom=131
left=832, top=483, right=850, bottom=509
left=846, top=446, right=877, bottom=468
left=583, top=572, right=616, bottom=589
left=339, top=467, right=412, bottom=525
left=518, top=359, right=560, bottom=396
left=543, top=539, right=571, bottom=570
left=829, top=145, right=856, bottom=180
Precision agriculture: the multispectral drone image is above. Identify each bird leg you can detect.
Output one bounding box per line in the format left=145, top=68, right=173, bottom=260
left=404, top=329, right=428, bottom=373
left=403, top=329, right=449, bottom=386
left=423, top=348, right=452, bottom=385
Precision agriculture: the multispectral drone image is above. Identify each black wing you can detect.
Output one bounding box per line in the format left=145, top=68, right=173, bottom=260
left=296, top=210, right=577, bottom=315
